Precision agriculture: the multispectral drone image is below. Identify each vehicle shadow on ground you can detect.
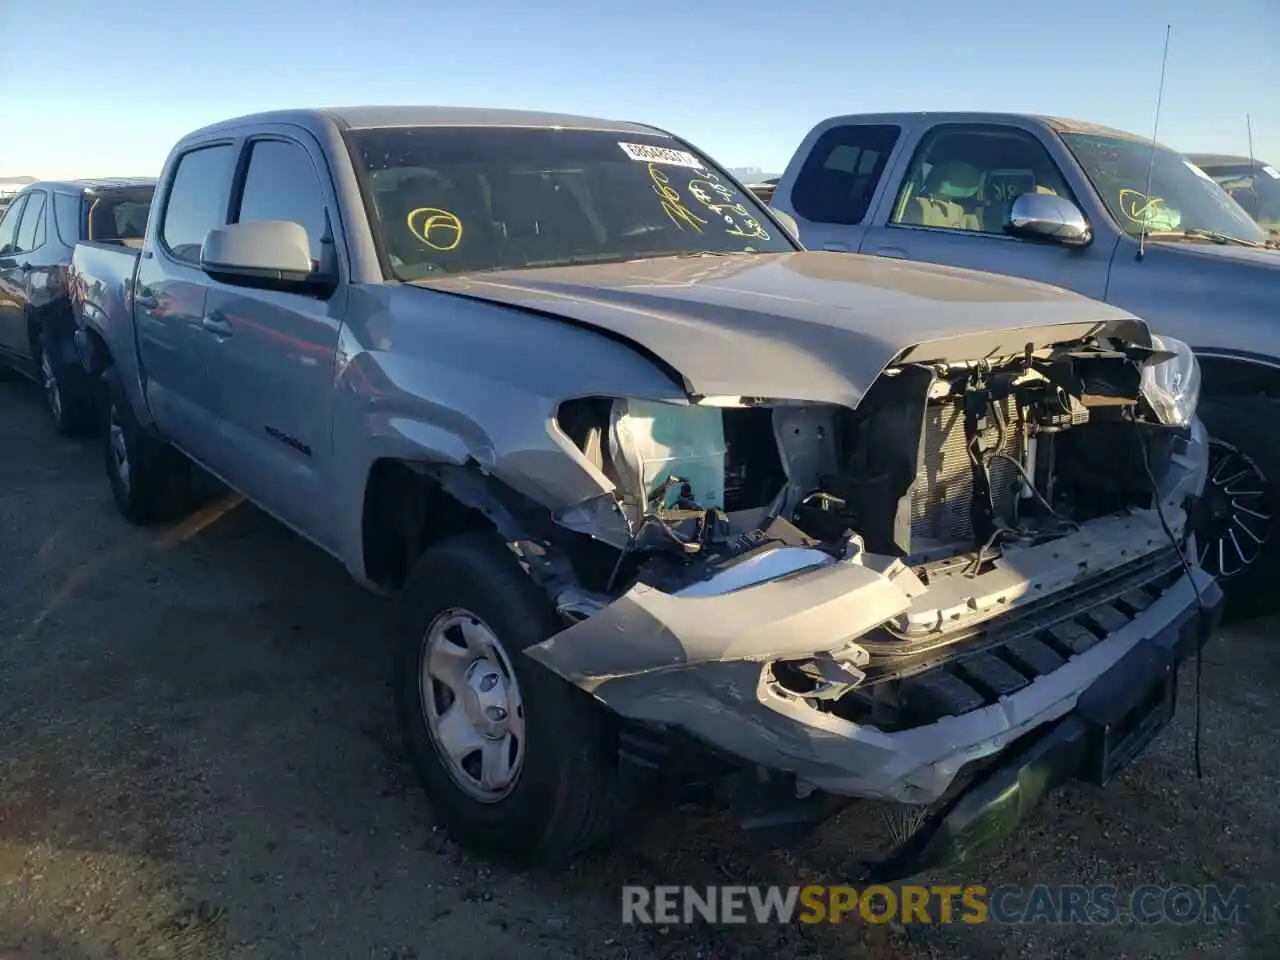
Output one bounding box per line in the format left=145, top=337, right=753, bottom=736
left=1, top=393, right=1275, bottom=959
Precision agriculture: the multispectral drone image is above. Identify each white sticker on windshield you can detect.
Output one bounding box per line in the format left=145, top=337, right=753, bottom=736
left=1183, top=159, right=1215, bottom=181
left=618, top=142, right=703, bottom=168
left=1263, top=165, right=1280, bottom=180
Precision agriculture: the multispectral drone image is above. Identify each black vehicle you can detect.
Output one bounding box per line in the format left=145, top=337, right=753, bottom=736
left=0, top=179, right=155, bottom=435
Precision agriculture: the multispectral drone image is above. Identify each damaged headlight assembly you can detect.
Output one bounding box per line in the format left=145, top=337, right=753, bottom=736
left=1141, top=335, right=1201, bottom=426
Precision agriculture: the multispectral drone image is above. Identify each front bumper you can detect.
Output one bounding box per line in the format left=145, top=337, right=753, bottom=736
left=860, top=574, right=1221, bottom=882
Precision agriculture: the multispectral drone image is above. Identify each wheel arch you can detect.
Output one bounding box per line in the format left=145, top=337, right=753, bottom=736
left=1195, top=349, right=1280, bottom=401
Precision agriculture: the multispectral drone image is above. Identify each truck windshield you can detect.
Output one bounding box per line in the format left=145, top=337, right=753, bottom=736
left=345, top=126, right=794, bottom=280
left=1060, top=133, right=1268, bottom=244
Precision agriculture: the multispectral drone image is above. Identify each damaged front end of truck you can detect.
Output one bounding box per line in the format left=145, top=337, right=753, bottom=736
left=437, top=313, right=1219, bottom=879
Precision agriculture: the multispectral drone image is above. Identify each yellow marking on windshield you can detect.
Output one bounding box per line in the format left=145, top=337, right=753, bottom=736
left=649, top=163, right=707, bottom=233
left=687, top=172, right=771, bottom=242
left=407, top=207, right=464, bottom=251
left=1118, top=188, right=1168, bottom=224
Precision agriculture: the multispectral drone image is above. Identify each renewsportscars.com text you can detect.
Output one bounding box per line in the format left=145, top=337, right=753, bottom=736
left=621, top=883, right=1249, bottom=926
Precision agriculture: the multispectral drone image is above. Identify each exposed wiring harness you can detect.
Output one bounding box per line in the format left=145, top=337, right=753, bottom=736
left=1133, top=417, right=1209, bottom=780
left=961, top=400, right=1077, bottom=577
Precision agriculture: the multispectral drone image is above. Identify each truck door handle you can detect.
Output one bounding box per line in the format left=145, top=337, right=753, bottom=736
left=821, top=242, right=849, bottom=252
left=18, top=262, right=31, bottom=273
left=134, top=289, right=157, bottom=309
left=873, top=247, right=908, bottom=259
left=202, top=314, right=233, bottom=337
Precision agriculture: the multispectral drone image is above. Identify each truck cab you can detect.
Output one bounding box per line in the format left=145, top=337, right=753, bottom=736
left=771, top=112, right=1280, bottom=609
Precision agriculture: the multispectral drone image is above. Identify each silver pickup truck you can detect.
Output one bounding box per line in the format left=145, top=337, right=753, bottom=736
left=770, top=113, right=1280, bottom=612
left=69, top=106, right=1220, bottom=879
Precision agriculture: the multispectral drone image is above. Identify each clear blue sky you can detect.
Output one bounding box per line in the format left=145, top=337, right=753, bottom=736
left=3, top=0, right=1276, bottom=179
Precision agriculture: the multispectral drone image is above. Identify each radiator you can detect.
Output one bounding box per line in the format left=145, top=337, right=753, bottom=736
left=910, top=397, right=1024, bottom=545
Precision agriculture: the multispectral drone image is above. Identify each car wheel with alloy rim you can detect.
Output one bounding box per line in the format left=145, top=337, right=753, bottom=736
left=1196, top=397, right=1280, bottom=618
left=38, top=326, right=96, bottom=437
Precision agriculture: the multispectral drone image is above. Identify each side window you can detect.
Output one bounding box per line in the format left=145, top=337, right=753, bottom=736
left=161, top=144, right=237, bottom=261
left=0, top=196, right=24, bottom=256
left=790, top=124, right=901, bottom=225
left=235, top=139, right=328, bottom=265
left=15, top=191, right=47, bottom=253
left=54, top=192, right=85, bottom=245
left=891, top=125, right=1073, bottom=235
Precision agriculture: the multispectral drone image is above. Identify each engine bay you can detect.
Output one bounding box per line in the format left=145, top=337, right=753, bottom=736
left=555, top=332, right=1186, bottom=599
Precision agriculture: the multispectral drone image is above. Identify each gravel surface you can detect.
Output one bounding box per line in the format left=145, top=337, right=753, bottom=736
left=1, top=376, right=1275, bottom=959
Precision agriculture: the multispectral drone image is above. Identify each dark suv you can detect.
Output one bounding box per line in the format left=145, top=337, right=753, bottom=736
left=0, top=179, right=155, bottom=435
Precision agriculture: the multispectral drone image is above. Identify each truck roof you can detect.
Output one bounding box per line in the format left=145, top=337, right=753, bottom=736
left=186, top=106, right=667, bottom=140
left=809, top=112, right=1163, bottom=149
left=29, top=177, right=157, bottom=194
left=1184, top=153, right=1265, bottom=168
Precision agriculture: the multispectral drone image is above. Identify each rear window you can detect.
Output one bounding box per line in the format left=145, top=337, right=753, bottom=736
left=790, top=124, right=901, bottom=225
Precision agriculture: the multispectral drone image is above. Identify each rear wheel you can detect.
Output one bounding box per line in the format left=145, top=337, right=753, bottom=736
left=1196, top=398, right=1280, bottom=618
left=101, top=365, right=189, bottom=525
left=395, top=532, right=628, bottom=866
left=38, top=325, right=96, bottom=437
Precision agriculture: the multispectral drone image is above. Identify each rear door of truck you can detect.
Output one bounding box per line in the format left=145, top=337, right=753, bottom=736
left=774, top=118, right=910, bottom=255
left=134, top=141, right=239, bottom=461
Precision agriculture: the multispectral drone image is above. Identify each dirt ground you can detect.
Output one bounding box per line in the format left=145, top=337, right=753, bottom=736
left=1, top=376, right=1276, bottom=959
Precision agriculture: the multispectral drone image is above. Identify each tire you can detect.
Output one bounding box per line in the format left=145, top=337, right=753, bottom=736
left=38, top=324, right=97, bottom=437
left=101, top=365, right=190, bottom=525
left=1196, top=397, right=1280, bottom=619
left=395, top=531, right=628, bottom=866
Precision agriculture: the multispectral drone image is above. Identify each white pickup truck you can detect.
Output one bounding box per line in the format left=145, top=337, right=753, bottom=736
left=69, top=105, right=1220, bottom=880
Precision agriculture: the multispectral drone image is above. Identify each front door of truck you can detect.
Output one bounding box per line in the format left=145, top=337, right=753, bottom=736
left=199, top=133, right=344, bottom=551
left=858, top=122, right=1113, bottom=300
left=138, top=141, right=238, bottom=464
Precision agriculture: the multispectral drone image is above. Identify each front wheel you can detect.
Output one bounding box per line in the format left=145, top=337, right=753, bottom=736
left=394, top=532, right=628, bottom=866
left=1196, top=398, right=1280, bottom=618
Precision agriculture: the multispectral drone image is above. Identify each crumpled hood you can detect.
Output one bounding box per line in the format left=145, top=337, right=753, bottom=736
left=415, top=252, right=1147, bottom=408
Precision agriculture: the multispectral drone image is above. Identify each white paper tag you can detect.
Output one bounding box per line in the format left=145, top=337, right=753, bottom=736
left=1262, top=165, right=1280, bottom=180
left=618, top=142, right=703, bottom=168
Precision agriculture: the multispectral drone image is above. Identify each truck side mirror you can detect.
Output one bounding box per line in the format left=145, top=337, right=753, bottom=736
left=201, top=220, right=335, bottom=296
left=1004, top=193, right=1092, bottom=247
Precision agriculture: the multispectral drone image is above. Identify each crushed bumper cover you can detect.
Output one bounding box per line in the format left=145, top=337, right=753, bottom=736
left=847, top=573, right=1221, bottom=883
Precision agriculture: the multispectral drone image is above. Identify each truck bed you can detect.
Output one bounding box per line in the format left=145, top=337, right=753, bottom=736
left=69, top=240, right=141, bottom=343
